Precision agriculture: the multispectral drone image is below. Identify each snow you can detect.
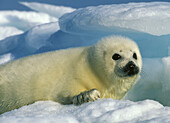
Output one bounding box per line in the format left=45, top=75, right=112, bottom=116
left=0, top=1, right=170, bottom=122
left=20, top=2, right=76, bottom=18
left=25, top=22, right=59, bottom=50
left=0, top=3, right=76, bottom=61
left=0, top=11, right=57, bottom=32
left=0, top=26, right=23, bottom=40
left=2, top=2, right=170, bottom=59
left=54, top=2, right=170, bottom=58
left=59, top=2, right=170, bottom=36
left=0, top=99, right=169, bottom=123
left=0, top=53, right=14, bottom=65
left=0, top=22, right=59, bottom=61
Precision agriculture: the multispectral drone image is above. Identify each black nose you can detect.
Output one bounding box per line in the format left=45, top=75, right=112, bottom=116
left=128, top=61, right=136, bottom=70
left=123, top=61, right=139, bottom=76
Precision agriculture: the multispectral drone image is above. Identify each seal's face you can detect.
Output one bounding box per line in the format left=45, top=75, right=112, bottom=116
left=112, top=51, right=140, bottom=77
left=90, top=36, right=142, bottom=81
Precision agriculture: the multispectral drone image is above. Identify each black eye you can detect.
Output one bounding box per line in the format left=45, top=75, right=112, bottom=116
left=112, top=53, right=121, bottom=60
left=133, top=53, right=137, bottom=60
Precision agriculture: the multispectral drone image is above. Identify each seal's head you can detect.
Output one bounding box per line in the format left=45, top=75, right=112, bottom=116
left=88, top=36, right=142, bottom=84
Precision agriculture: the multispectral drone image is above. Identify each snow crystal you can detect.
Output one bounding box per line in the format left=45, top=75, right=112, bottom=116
left=20, top=2, right=76, bottom=18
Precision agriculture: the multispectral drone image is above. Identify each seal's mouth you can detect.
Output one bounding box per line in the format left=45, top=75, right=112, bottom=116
left=124, top=67, right=139, bottom=77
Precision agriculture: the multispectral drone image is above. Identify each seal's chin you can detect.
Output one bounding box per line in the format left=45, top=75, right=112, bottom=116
left=116, top=69, right=139, bottom=78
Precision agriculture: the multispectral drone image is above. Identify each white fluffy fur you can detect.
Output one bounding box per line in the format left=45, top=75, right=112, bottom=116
left=0, top=36, right=142, bottom=114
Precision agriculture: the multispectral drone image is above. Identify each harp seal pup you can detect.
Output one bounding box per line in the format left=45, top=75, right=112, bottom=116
left=0, top=36, right=142, bottom=114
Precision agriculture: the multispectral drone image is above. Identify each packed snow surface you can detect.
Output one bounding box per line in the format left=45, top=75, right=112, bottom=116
left=0, top=99, right=170, bottom=123
left=59, top=2, right=170, bottom=36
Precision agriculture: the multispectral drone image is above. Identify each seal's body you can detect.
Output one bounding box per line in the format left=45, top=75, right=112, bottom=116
left=0, top=36, right=142, bottom=114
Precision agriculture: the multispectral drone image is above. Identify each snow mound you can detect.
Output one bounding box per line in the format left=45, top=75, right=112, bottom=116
left=0, top=99, right=169, bottom=123
left=25, top=22, right=59, bottom=50
left=0, top=26, right=23, bottom=40
left=0, top=22, right=59, bottom=59
left=20, top=2, right=76, bottom=18
left=59, top=2, right=170, bottom=36
left=0, top=11, right=57, bottom=31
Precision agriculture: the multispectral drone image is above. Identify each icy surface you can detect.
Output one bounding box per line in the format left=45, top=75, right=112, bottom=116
left=0, top=99, right=169, bottom=123
left=20, top=2, right=76, bottom=18
left=59, top=2, right=170, bottom=36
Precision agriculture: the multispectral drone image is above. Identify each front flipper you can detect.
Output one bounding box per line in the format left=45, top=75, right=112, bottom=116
left=72, top=89, right=100, bottom=105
